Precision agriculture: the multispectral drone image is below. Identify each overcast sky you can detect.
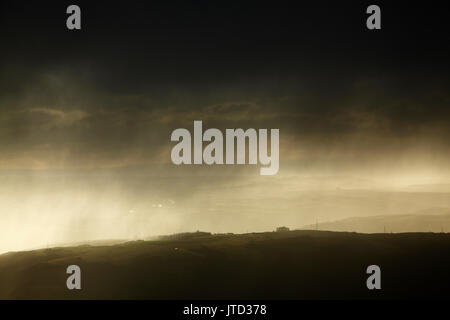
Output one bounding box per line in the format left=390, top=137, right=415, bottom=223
left=0, top=1, right=449, bottom=171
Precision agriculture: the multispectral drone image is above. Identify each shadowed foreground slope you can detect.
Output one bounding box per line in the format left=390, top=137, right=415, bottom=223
left=1, top=231, right=449, bottom=299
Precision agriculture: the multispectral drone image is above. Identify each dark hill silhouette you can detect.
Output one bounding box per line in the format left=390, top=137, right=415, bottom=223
left=1, top=230, right=450, bottom=299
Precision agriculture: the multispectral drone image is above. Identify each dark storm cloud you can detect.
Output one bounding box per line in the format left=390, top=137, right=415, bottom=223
left=0, top=0, right=449, bottom=169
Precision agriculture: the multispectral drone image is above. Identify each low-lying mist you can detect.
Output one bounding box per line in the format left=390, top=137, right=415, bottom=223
left=1, top=164, right=449, bottom=254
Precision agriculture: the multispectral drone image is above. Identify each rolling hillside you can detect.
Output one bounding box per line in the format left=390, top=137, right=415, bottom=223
left=1, top=230, right=449, bottom=299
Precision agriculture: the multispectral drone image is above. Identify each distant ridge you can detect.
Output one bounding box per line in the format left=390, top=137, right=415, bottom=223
left=301, top=207, right=450, bottom=233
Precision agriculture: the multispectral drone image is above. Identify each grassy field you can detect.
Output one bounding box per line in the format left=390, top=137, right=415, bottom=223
left=1, top=230, right=449, bottom=299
